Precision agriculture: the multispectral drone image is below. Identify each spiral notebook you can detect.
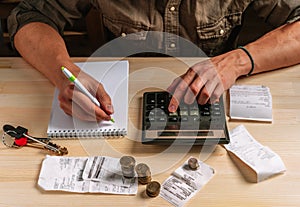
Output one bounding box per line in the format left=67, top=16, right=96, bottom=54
left=47, top=60, right=129, bottom=138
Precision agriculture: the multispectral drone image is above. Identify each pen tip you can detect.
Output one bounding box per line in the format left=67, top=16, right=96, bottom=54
left=111, top=118, right=115, bottom=123
left=61, top=66, right=65, bottom=70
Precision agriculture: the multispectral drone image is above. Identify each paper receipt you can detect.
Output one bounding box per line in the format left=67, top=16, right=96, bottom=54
left=160, top=158, right=215, bottom=207
left=229, top=85, right=272, bottom=122
left=38, top=156, right=138, bottom=194
left=224, top=125, right=286, bottom=182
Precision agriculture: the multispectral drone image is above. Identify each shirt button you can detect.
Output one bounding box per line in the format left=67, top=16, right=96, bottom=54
left=219, top=29, right=224, bottom=35
left=121, top=32, right=127, bottom=37
left=170, top=43, right=176, bottom=48
left=170, top=6, right=175, bottom=12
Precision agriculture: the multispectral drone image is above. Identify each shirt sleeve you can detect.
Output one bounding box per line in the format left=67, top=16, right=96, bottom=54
left=7, top=0, right=91, bottom=49
left=252, top=0, right=300, bottom=27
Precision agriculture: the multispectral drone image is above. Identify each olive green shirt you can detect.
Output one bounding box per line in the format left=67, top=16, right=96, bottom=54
left=8, top=0, right=300, bottom=56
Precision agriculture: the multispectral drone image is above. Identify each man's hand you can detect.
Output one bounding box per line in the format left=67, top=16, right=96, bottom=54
left=167, top=50, right=250, bottom=112
left=58, top=70, right=114, bottom=122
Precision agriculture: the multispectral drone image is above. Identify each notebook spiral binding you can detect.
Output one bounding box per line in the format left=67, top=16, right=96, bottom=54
left=47, top=128, right=127, bottom=138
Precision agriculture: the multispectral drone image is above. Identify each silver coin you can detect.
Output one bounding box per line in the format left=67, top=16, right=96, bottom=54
left=188, top=157, right=199, bottom=170
left=120, top=156, right=136, bottom=178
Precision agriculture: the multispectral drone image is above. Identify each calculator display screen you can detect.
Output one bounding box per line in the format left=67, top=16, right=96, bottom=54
left=158, top=131, right=213, bottom=137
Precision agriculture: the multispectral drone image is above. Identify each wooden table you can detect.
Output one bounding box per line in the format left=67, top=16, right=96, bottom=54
left=0, top=57, right=299, bottom=207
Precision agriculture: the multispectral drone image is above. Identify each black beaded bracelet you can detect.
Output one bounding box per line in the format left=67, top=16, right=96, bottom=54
left=238, top=46, right=254, bottom=76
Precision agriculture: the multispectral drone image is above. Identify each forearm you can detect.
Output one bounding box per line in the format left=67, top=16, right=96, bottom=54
left=242, top=21, right=300, bottom=75
left=14, top=22, right=80, bottom=90
left=168, top=21, right=300, bottom=108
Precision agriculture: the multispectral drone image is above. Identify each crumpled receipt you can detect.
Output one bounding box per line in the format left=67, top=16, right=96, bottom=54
left=160, top=158, right=215, bottom=207
left=38, top=156, right=138, bottom=194
left=224, top=125, right=286, bottom=182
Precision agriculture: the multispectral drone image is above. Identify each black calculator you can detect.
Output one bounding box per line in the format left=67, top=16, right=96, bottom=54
left=142, top=91, right=230, bottom=145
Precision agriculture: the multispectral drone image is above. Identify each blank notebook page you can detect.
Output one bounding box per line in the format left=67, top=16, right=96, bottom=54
left=47, top=60, right=129, bottom=138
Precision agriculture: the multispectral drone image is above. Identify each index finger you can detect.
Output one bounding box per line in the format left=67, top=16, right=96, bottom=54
left=96, top=83, right=114, bottom=115
left=168, top=68, right=197, bottom=112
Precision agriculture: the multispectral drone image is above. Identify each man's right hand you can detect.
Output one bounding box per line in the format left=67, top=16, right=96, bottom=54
left=58, top=69, right=114, bottom=122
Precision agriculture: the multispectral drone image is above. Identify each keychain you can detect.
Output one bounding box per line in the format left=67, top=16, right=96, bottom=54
left=2, top=124, right=68, bottom=156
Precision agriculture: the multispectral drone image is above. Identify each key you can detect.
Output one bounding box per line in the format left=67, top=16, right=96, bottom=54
left=23, top=133, right=68, bottom=156
left=2, top=124, right=68, bottom=156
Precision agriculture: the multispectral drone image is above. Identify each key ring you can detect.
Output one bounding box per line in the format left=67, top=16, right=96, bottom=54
left=2, top=124, right=29, bottom=147
left=2, top=130, right=20, bottom=148
left=2, top=124, right=68, bottom=156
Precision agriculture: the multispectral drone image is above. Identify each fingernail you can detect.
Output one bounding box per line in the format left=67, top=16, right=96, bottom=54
left=106, top=104, right=114, bottom=113
left=169, top=104, right=176, bottom=112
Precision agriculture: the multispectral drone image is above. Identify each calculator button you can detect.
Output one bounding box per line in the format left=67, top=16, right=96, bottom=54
left=181, top=116, right=189, bottom=122
left=213, top=106, right=220, bottom=111
left=189, top=105, right=198, bottom=110
left=148, top=117, right=155, bottom=122
left=158, top=105, right=166, bottom=110
left=179, top=104, right=188, bottom=109
left=147, top=105, right=155, bottom=110
left=157, top=93, right=167, bottom=104
left=179, top=110, right=188, bottom=116
left=146, top=94, right=155, bottom=104
left=190, top=110, right=199, bottom=116
left=157, top=117, right=167, bottom=122
left=213, top=111, right=221, bottom=116
left=191, top=116, right=200, bottom=121
left=156, top=110, right=166, bottom=116
left=211, top=118, right=220, bottom=122
left=201, top=111, right=211, bottom=116
left=201, top=105, right=210, bottom=111
left=168, top=117, right=179, bottom=122
left=146, top=110, right=155, bottom=116
left=169, top=112, right=178, bottom=116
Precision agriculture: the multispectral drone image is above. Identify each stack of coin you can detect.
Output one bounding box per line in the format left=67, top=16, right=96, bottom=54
left=188, top=157, right=199, bottom=170
left=146, top=181, right=161, bottom=197
left=135, top=163, right=152, bottom=185
left=119, top=156, right=136, bottom=178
